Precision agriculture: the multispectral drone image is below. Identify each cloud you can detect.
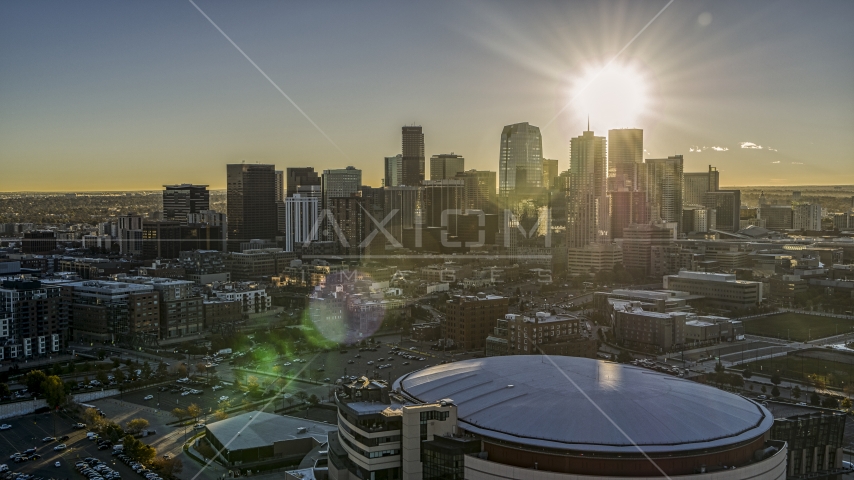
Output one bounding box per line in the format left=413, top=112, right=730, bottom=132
left=791, top=161, right=803, bottom=165
left=689, top=145, right=729, bottom=153
left=740, top=142, right=763, bottom=149
left=771, top=161, right=780, bottom=164
left=767, top=147, right=778, bottom=152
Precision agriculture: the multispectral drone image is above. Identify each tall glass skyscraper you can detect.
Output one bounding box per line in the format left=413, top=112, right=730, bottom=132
left=567, top=129, right=608, bottom=248
left=401, top=126, right=425, bottom=186
left=645, top=155, right=684, bottom=232
left=226, top=164, right=277, bottom=252
left=608, top=128, right=644, bottom=192
left=498, top=122, right=543, bottom=197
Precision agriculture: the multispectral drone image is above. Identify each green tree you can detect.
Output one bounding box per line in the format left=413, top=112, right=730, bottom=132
left=742, top=367, right=753, bottom=379
left=157, top=361, right=168, bottom=376
left=822, top=396, right=840, bottom=409
left=66, top=362, right=77, bottom=374
left=247, top=376, right=260, bottom=395
left=792, top=385, right=802, bottom=400
left=114, top=368, right=126, bottom=383
left=24, top=370, right=48, bottom=396
left=125, top=418, right=150, bottom=434
left=770, top=373, right=781, bottom=386
left=141, top=361, right=152, bottom=379
left=616, top=350, right=633, bottom=364
left=213, top=410, right=228, bottom=421
left=308, top=394, right=320, bottom=406
left=172, top=408, right=187, bottom=422
left=771, top=386, right=780, bottom=398
left=0, top=382, right=11, bottom=397
left=177, top=364, right=188, bottom=378
left=728, top=374, right=744, bottom=389
left=101, top=422, right=125, bottom=443
left=810, top=392, right=821, bottom=406
left=842, top=397, right=852, bottom=410
left=761, top=385, right=767, bottom=394
left=123, top=435, right=156, bottom=463
left=42, top=375, right=67, bottom=409
left=151, top=457, right=183, bottom=479
left=96, top=370, right=109, bottom=385
left=294, top=390, right=308, bottom=404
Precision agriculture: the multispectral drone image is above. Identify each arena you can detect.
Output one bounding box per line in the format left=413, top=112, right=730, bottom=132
left=394, top=356, right=787, bottom=479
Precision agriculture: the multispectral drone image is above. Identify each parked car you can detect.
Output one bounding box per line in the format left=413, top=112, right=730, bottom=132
left=53, top=444, right=67, bottom=451
left=0, top=424, right=11, bottom=430
left=143, top=395, right=154, bottom=401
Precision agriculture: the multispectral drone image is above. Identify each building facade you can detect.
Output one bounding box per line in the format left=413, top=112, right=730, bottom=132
left=443, top=294, right=508, bottom=350
left=227, top=164, right=278, bottom=252
left=499, top=122, right=543, bottom=197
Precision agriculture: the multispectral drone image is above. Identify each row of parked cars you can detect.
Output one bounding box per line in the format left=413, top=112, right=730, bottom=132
left=76, top=456, right=120, bottom=480
left=116, top=453, right=162, bottom=480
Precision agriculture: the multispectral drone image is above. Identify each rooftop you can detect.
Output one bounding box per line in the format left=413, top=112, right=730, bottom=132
left=205, top=411, right=337, bottom=451
left=395, top=356, right=773, bottom=454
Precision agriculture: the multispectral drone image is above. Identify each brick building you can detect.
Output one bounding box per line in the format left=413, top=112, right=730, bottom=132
left=443, top=294, right=508, bottom=350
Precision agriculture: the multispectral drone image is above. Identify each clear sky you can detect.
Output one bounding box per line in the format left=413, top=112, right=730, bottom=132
left=1, top=0, right=852, bottom=191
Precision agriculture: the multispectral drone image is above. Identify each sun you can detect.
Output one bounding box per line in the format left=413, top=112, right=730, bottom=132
left=566, top=63, right=649, bottom=131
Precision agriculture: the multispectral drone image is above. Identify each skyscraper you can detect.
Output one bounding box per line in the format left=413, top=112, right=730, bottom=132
left=274, top=171, right=284, bottom=202
left=322, top=166, right=362, bottom=210
left=430, top=154, right=465, bottom=180
left=162, top=184, right=210, bottom=224
left=226, top=164, right=277, bottom=252
left=401, top=126, right=425, bottom=186
left=567, top=129, right=608, bottom=248
left=607, top=129, right=644, bottom=191
left=684, top=165, right=720, bottom=206
left=384, top=155, right=402, bottom=187
left=283, top=194, right=320, bottom=252
left=422, top=179, right=464, bottom=228
left=499, top=122, right=543, bottom=196
left=286, top=167, right=321, bottom=197
left=644, top=156, right=684, bottom=233
left=703, top=190, right=740, bottom=233
left=457, top=170, right=497, bottom=214
left=542, top=159, right=559, bottom=190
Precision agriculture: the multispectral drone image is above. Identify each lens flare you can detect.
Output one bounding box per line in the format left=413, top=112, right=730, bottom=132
left=565, top=63, right=649, bottom=131
left=308, top=270, right=387, bottom=345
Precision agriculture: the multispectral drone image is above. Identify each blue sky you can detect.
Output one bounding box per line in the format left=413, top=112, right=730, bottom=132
left=1, top=0, right=852, bottom=191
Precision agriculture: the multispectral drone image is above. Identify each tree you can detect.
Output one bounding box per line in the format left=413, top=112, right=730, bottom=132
left=771, top=386, right=780, bottom=398
left=728, top=374, right=744, bottom=389
left=96, top=370, right=109, bottom=385
left=141, top=361, right=152, bottom=379
left=195, top=363, right=207, bottom=375
left=294, top=390, right=308, bottom=404
left=792, top=385, right=802, bottom=400
left=125, top=418, right=150, bottom=435
left=616, top=350, right=633, bottom=364
left=742, top=367, right=753, bottom=379
left=172, top=408, right=187, bottom=422
left=157, top=361, right=168, bottom=376
left=810, top=392, right=821, bottom=406
left=308, top=394, right=320, bottom=406
left=213, top=410, right=228, bottom=421
left=24, top=370, right=48, bottom=396
left=83, top=408, right=104, bottom=428
left=42, top=375, right=67, bottom=409
left=822, top=396, right=840, bottom=409
left=770, top=373, right=781, bottom=386
left=842, top=398, right=852, bottom=410
left=114, top=368, right=126, bottom=383
left=247, top=376, right=260, bottom=395
left=123, top=435, right=156, bottom=463
left=177, top=364, right=188, bottom=378
left=151, top=457, right=183, bottom=479
left=714, top=362, right=724, bottom=374
left=186, top=403, right=202, bottom=422
left=285, top=395, right=295, bottom=408
left=101, top=422, right=125, bottom=443
left=0, top=383, right=10, bottom=397
left=760, top=385, right=767, bottom=394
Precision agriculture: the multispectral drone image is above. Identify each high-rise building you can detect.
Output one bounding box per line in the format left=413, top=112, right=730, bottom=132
left=430, top=153, right=465, bottom=180
left=608, top=129, right=644, bottom=191
left=117, top=213, right=143, bottom=255
left=141, top=220, right=182, bottom=259
left=542, top=158, right=559, bottom=190
left=226, top=164, right=278, bottom=252
left=186, top=210, right=228, bottom=251
left=0, top=279, right=64, bottom=360
left=21, top=231, right=57, bottom=254
left=703, top=190, right=741, bottom=233
left=444, top=294, right=509, bottom=350
left=793, top=203, right=822, bottom=231
left=684, top=166, right=720, bottom=206
left=64, top=280, right=160, bottom=344
left=283, top=194, right=320, bottom=252
left=621, top=222, right=676, bottom=278
left=499, top=122, right=543, bottom=196
left=285, top=167, right=321, bottom=197
left=274, top=171, right=284, bottom=202
left=384, top=155, right=402, bottom=187
left=567, top=129, right=608, bottom=249
left=401, top=126, right=425, bottom=186
left=457, top=170, right=497, bottom=214
left=329, top=195, right=368, bottom=256
left=422, top=179, right=464, bottom=229
left=322, top=166, right=362, bottom=210
left=163, top=184, right=210, bottom=224
left=610, top=191, right=649, bottom=238
left=383, top=186, right=419, bottom=245
left=645, top=156, right=684, bottom=233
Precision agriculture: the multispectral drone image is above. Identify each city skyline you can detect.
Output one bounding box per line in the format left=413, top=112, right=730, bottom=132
left=2, top=1, right=853, bottom=191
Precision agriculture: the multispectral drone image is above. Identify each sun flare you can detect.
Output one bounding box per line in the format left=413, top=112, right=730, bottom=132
left=567, top=64, right=648, bottom=131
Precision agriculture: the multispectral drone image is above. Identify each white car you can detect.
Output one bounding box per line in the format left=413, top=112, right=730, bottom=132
left=55, top=461, right=61, bottom=467
left=143, top=395, right=154, bottom=401
left=219, top=396, right=229, bottom=402
left=212, top=385, right=222, bottom=391
left=282, top=362, right=292, bottom=366
left=0, top=424, right=10, bottom=430
left=181, top=391, right=191, bottom=396
left=53, top=444, right=67, bottom=451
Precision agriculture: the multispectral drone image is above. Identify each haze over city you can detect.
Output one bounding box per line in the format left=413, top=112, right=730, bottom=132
left=2, top=0, right=853, bottom=191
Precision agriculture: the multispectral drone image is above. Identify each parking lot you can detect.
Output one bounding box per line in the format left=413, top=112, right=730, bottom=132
left=0, top=411, right=139, bottom=480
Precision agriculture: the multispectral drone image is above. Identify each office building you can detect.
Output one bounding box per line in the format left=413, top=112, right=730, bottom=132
left=322, top=166, right=362, bottom=209
left=566, top=243, right=623, bottom=275
left=227, top=164, right=277, bottom=252
left=329, top=195, right=368, bottom=256
left=186, top=210, right=227, bottom=251
left=542, top=158, right=559, bottom=190
left=498, top=122, right=543, bottom=196
left=22, top=231, right=57, bottom=254
left=422, top=179, right=464, bottom=229
left=430, top=153, right=464, bottom=180
left=178, top=250, right=230, bottom=284
left=285, top=167, right=321, bottom=197
left=486, top=312, right=594, bottom=357
left=329, top=357, right=785, bottom=480
left=663, top=270, right=763, bottom=310
left=443, top=294, right=508, bottom=350
left=383, top=186, right=420, bottom=246
left=701, top=190, right=740, bottom=232
left=117, top=213, right=144, bottom=255
left=614, top=307, right=687, bottom=351
left=683, top=166, right=720, bottom=206
left=621, top=223, right=676, bottom=278
left=567, top=129, right=607, bottom=248
left=644, top=155, right=684, bottom=233
left=141, top=220, right=182, bottom=260
left=682, top=206, right=717, bottom=233
left=122, top=277, right=203, bottom=339
left=64, top=280, right=160, bottom=345
left=384, top=155, right=402, bottom=187
left=162, top=184, right=210, bottom=223
left=771, top=411, right=846, bottom=476
left=793, top=203, right=822, bottom=231
left=608, top=128, right=644, bottom=191
left=401, top=126, right=425, bottom=186
left=226, top=248, right=294, bottom=280
left=0, top=279, right=64, bottom=360
left=283, top=194, right=320, bottom=252
left=457, top=170, right=497, bottom=214
left=609, top=190, right=649, bottom=239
